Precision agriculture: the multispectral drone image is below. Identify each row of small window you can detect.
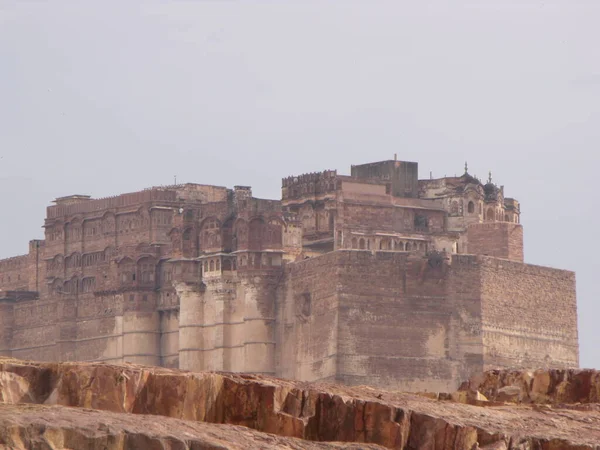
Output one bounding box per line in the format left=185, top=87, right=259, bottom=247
left=120, top=272, right=155, bottom=284
left=238, top=254, right=282, bottom=267
left=203, top=259, right=236, bottom=272
left=0, top=273, right=22, bottom=284
left=129, top=294, right=149, bottom=302
left=60, top=277, right=96, bottom=294
left=201, top=255, right=281, bottom=273
left=349, top=237, right=427, bottom=252
left=48, top=252, right=109, bottom=271
left=465, top=202, right=520, bottom=223
left=46, top=219, right=168, bottom=242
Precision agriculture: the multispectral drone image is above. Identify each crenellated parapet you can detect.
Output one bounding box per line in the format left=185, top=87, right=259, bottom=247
left=281, top=170, right=338, bottom=202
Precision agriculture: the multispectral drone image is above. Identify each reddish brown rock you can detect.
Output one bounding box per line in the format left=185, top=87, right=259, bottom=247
left=464, top=368, right=600, bottom=405
left=0, top=403, right=384, bottom=449
left=0, top=359, right=600, bottom=449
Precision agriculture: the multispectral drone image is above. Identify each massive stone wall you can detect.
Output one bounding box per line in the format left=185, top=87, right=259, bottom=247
left=467, top=222, right=524, bottom=261
left=0, top=255, right=29, bottom=291
left=479, top=257, right=578, bottom=369
left=276, top=252, right=340, bottom=382
left=333, top=251, right=482, bottom=392
left=275, top=251, right=577, bottom=391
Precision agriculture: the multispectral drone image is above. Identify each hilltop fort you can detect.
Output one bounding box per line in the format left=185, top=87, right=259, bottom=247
left=0, top=158, right=578, bottom=391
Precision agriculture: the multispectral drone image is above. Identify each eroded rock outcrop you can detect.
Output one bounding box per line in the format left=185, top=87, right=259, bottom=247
left=0, top=359, right=599, bottom=449
left=462, top=368, right=600, bottom=405
left=0, top=403, right=386, bottom=450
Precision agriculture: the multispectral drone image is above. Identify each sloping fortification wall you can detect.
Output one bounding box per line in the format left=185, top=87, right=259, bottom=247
left=2, top=291, right=163, bottom=367
left=334, top=251, right=483, bottom=392
left=278, top=251, right=578, bottom=392
left=277, top=251, right=485, bottom=391
left=178, top=268, right=281, bottom=375
left=276, top=252, right=340, bottom=382
left=479, top=257, right=578, bottom=369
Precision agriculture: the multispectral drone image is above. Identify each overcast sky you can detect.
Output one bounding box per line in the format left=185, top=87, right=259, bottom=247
left=1, top=0, right=598, bottom=368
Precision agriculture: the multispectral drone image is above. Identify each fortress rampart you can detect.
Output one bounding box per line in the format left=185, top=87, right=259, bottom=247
left=0, top=159, right=578, bottom=390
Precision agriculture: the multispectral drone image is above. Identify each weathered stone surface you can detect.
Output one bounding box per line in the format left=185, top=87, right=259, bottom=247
left=0, top=359, right=599, bottom=449
left=464, top=368, right=600, bottom=405
left=0, top=403, right=384, bottom=449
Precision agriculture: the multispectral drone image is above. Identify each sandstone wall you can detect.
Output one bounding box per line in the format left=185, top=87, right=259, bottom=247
left=277, top=251, right=485, bottom=391
left=276, top=251, right=577, bottom=391
left=159, top=309, right=179, bottom=368
left=0, top=255, right=30, bottom=291
left=479, top=257, right=578, bottom=369
left=467, top=222, right=523, bottom=262
left=178, top=268, right=280, bottom=375
left=334, top=251, right=483, bottom=392
left=277, top=252, right=340, bottom=382
left=1, top=290, right=169, bottom=368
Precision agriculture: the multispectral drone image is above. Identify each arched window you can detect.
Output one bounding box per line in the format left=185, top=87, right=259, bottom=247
left=468, top=201, right=475, bottom=214
left=209, top=260, right=215, bottom=271
left=359, top=238, right=365, bottom=250
left=486, top=208, right=495, bottom=221
left=216, top=259, right=220, bottom=271
left=504, top=214, right=509, bottom=222
left=204, top=261, right=209, bottom=272
left=351, top=237, right=358, bottom=249
left=405, top=242, right=411, bottom=251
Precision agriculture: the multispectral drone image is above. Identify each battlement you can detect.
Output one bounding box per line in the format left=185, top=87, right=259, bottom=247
left=281, top=170, right=338, bottom=201
left=281, top=170, right=337, bottom=187
left=45, top=183, right=233, bottom=219
left=0, top=255, right=28, bottom=271
left=47, top=189, right=178, bottom=219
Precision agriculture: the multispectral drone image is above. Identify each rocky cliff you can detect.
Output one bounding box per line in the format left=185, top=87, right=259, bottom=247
left=0, top=358, right=599, bottom=449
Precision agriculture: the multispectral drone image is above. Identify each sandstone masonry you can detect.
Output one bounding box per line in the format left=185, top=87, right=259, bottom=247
left=0, top=159, right=578, bottom=391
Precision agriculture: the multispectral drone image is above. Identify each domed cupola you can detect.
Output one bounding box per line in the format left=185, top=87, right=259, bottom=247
left=484, top=171, right=500, bottom=201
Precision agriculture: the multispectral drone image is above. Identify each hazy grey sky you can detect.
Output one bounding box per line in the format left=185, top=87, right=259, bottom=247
left=1, top=1, right=599, bottom=367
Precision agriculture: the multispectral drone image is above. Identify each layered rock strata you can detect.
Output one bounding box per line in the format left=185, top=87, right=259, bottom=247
left=0, top=403, right=384, bottom=450
left=0, top=359, right=599, bottom=449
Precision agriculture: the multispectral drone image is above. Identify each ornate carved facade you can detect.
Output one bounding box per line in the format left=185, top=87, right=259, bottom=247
left=0, top=159, right=577, bottom=391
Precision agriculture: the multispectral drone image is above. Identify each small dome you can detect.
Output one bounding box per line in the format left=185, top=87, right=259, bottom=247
left=484, top=182, right=499, bottom=200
